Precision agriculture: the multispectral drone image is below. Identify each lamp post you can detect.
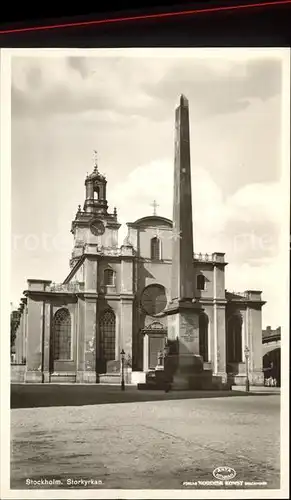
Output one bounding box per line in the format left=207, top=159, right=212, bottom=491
left=120, top=349, right=125, bottom=391
left=244, top=346, right=250, bottom=392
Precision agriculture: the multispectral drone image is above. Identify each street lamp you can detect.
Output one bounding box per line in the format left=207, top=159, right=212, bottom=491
left=120, top=349, right=125, bottom=391
left=244, top=346, right=250, bottom=392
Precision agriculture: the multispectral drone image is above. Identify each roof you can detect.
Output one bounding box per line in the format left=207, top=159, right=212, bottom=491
left=85, top=165, right=106, bottom=182
left=127, top=215, right=173, bottom=228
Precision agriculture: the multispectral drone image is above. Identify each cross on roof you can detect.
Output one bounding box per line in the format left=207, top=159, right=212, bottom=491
left=150, top=200, right=159, bottom=216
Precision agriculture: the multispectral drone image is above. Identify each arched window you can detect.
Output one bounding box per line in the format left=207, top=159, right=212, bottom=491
left=104, top=268, right=115, bottom=286
left=99, top=310, right=116, bottom=361
left=199, top=313, right=209, bottom=362
left=226, top=313, right=243, bottom=363
left=151, top=237, right=160, bottom=260
left=197, top=274, right=206, bottom=290
left=53, top=308, right=71, bottom=360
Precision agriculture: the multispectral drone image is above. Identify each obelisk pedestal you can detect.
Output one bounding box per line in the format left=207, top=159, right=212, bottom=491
left=165, top=301, right=214, bottom=390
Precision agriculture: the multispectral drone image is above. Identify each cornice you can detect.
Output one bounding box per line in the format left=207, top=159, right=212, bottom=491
left=262, top=334, right=280, bottom=344
left=227, top=298, right=267, bottom=307
left=138, top=258, right=172, bottom=264
left=23, top=290, right=78, bottom=302
left=120, top=294, right=135, bottom=301
left=127, top=216, right=173, bottom=228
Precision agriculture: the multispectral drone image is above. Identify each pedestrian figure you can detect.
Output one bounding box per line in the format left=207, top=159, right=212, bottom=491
left=163, top=340, right=172, bottom=393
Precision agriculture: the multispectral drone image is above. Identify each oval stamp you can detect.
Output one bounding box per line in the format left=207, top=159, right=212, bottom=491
left=213, top=467, right=237, bottom=480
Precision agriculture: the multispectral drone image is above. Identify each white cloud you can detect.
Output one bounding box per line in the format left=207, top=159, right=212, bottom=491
left=227, top=182, right=283, bottom=222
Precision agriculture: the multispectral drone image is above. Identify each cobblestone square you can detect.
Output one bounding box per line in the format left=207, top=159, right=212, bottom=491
left=10, top=388, right=280, bottom=491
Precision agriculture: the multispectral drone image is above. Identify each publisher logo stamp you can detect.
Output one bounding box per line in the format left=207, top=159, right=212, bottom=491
left=213, top=467, right=237, bottom=480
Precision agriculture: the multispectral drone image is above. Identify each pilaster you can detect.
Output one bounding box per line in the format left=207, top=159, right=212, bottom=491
left=120, top=296, right=133, bottom=359
left=214, top=302, right=227, bottom=380
left=248, top=304, right=263, bottom=373
left=42, top=302, right=51, bottom=383
left=22, top=301, right=28, bottom=362
left=143, top=333, right=149, bottom=372
left=84, top=257, right=98, bottom=292
left=25, top=296, right=45, bottom=383
left=76, top=296, right=85, bottom=382
left=213, top=260, right=227, bottom=380
left=82, top=295, right=97, bottom=382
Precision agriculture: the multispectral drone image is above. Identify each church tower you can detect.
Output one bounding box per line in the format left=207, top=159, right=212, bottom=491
left=70, top=152, right=121, bottom=268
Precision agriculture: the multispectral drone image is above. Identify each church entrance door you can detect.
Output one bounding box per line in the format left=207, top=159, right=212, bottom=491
left=142, top=321, right=167, bottom=371
left=148, top=335, right=165, bottom=369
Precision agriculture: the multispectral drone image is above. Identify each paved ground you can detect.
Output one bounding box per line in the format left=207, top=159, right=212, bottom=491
left=11, top=383, right=280, bottom=409
left=10, top=387, right=280, bottom=491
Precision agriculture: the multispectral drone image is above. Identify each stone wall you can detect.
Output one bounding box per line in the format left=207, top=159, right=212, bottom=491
left=11, top=364, right=26, bottom=383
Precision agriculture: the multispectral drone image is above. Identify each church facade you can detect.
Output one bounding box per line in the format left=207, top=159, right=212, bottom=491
left=13, top=100, right=266, bottom=387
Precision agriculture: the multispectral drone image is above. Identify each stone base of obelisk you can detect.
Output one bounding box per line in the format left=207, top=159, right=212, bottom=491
left=163, top=353, right=215, bottom=390
left=163, top=302, right=228, bottom=391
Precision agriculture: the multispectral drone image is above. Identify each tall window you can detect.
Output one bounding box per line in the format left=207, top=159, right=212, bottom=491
left=53, top=308, right=71, bottom=360
left=197, top=274, right=206, bottom=290
left=226, top=313, right=243, bottom=362
left=104, top=268, right=115, bottom=286
left=99, top=310, right=116, bottom=361
left=151, top=237, right=160, bottom=260
left=199, top=313, right=209, bottom=362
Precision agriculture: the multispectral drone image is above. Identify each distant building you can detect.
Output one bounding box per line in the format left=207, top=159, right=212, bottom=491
left=10, top=309, right=21, bottom=362
left=262, top=326, right=281, bottom=386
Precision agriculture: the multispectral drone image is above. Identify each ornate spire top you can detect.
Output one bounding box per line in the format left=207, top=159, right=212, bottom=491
left=93, top=149, right=98, bottom=174
left=86, top=149, right=106, bottom=181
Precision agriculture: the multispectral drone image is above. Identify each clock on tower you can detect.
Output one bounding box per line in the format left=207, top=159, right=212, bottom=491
left=90, top=218, right=105, bottom=236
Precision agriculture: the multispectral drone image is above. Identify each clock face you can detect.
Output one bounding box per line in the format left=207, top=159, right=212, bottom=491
left=141, top=284, right=167, bottom=316
left=90, top=219, right=105, bottom=236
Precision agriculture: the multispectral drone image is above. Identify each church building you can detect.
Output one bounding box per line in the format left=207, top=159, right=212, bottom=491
left=12, top=96, right=266, bottom=387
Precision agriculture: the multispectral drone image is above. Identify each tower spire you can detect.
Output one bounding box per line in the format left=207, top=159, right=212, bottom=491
left=93, top=149, right=98, bottom=173
left=83, top=150, right=108, bottom=215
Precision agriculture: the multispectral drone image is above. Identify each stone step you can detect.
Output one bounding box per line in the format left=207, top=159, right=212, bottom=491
left=98, top=373, right=122, bottom=384
left=50, top=374, right=76, bottom=383
left=138, top=382, right=167, bottom=391
left=140, top=368, right=230, bottom=391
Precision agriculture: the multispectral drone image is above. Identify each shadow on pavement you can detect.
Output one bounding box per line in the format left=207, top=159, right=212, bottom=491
left=10, top=384, right=279, bottom=409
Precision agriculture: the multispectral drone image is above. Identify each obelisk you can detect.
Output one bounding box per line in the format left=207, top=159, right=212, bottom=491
left=171, top=94, right=195, bottom=302
left=165, top=95, right=204, bottom=389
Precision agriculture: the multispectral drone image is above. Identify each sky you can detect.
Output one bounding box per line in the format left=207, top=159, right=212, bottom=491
left=10, top=49, right=289, bottom=326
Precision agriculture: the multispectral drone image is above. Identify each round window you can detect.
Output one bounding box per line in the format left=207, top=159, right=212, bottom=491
left=141, top=284, right=167, bottom=316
